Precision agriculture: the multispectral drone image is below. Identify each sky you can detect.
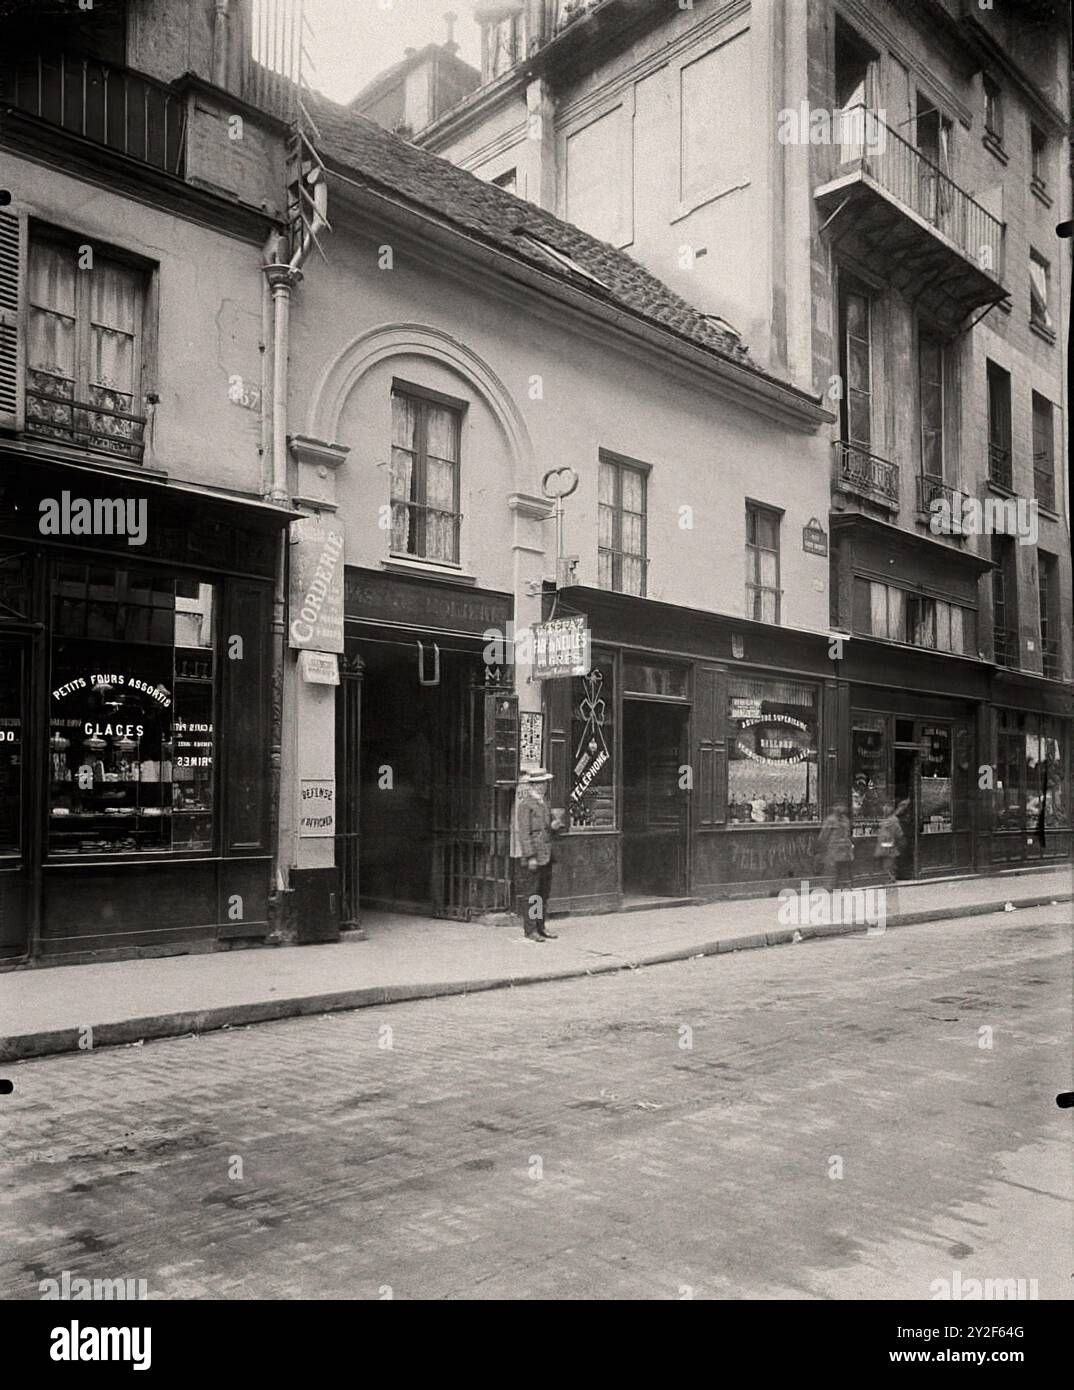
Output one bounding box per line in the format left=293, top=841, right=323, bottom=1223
left=303, top=0, right=484, bottom=104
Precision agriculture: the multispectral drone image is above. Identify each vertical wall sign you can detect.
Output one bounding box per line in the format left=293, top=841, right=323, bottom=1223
left=289, top=518, right=345, bottom=652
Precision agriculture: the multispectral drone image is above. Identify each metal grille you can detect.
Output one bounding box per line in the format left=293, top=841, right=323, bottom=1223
left=432, top=676, right=514, bottom=920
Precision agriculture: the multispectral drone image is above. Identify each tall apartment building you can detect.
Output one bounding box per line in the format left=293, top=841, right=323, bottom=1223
left=0, top=0, right=299, bottom=964
left=408, top=0, right=1072, bottom=885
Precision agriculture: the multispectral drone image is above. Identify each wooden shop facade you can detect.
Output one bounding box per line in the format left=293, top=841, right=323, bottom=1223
left=540, top=585, right=1072, bottom=916
left=0, top=456, right=287, bottom=965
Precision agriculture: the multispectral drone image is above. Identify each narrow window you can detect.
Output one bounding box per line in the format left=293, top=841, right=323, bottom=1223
left=983, top=75, right=1003, bottom=143
left=1030, top=125, right=1047, bottom=192
left=834, top=21, right=879, bottom=161
left=1032, top=392, right=1055, bottom=510
left=1030, top=249, right=1051, bottom=331
left=838, top=280, right=872, bottom=454
left=918, top=329, right=944, bottom=479
left=986, top=360, right=1012, bottom=488
left=1038, top=551, right=1059, bottom=678
left=598, top=453, right=647, bottom=596
left=916, top=95, right=953, bottom=230
left=992, top=536, right=1017, bottom=668
left=390, top=386, right=462, bottom=564
left=745, top=503, right=781, bottom=624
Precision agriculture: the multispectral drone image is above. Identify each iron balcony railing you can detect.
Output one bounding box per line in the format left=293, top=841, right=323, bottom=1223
left=839, top=104, right=1004, bottom=282
left=993, top=625, right=1019, bottom=668
left=25, top=372, right=146, bottom=463
left=916, top=473, right=964, bottom=532
left=988, top=441, right=1013, bottom=490
left=2, top=51, right=186, bottom=177
left=1041, top=638, right=1060, bottom=680
left=834, top=440, right=900, bottom=507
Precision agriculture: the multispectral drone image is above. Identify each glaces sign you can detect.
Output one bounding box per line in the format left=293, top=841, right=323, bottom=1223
left=532, top=616, right=591, bottom=679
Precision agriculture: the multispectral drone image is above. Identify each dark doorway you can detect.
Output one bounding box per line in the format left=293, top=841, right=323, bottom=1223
left=892, top=745, right=918, bottom=880
left=621, top=699, right=688, bottom=899
left=355, top=640, right=512, bottom=918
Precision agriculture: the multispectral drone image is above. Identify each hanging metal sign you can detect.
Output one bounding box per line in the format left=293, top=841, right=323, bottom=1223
left=532, top=615, right=591, bottom=679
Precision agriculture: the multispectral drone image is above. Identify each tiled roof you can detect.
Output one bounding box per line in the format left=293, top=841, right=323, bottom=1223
left=307, top=92, right=755, bottom=369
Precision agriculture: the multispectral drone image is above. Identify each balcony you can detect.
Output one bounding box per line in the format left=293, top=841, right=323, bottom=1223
left=916, top=474, right=965, bottom=534
left=1, top=52, right=186, bottom=177
left=1041, top=638, right=1060, bottom=680
left=993, top=626, right=1019, bottom=668
left=815, top=106, right=1006, bottom=328
left=834, top=440, right=899, bottom=510
left=25, top=369, right=146, bottom=464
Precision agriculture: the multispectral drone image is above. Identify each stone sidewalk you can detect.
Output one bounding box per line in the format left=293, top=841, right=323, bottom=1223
left=1, top=865, right=1070, bottom=1061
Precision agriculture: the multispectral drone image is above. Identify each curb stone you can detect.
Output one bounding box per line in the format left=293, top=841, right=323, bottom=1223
left=1, top=891, right=1069, bottom=1062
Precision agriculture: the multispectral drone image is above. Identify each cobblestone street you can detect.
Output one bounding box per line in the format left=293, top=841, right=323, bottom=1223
left=2, top=907, right=1069, bottom=1300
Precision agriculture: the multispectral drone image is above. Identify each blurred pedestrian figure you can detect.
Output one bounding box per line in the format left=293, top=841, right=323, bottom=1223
left=874, top=800, right=906, bottom=917
left=512, top=768, right=558, bottom=941
left=817, top=802, right=854, bottom=891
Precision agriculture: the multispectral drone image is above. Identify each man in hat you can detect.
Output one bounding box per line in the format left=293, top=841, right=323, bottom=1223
left=513, top=768, right=558, bottom=941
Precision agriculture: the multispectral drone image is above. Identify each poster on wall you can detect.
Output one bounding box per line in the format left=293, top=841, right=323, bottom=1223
left=299, top=778, right=336, bottom=837
left=289, top=518, right=345, bottom=653
left=520, top=711, right=544, bottom=770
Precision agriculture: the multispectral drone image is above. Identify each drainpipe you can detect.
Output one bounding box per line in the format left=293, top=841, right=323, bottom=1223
left=212, top=0, right=231, bottom=89
left=261, top=169, right=329, bottom=934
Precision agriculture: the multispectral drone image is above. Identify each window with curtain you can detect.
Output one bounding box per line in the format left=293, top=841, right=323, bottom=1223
left=1029, top=249, right=1051, bottom=330
left=745, top=503, right=781, bottom=624
left=26, top=231, right=146, bottom=461
left=598, top=453, right=647, bottom=596
left=390, top=386, right=462, bottom=564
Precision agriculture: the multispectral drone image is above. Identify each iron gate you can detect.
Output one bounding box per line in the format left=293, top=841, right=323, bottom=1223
left=432, top=675, right=517, bottom=920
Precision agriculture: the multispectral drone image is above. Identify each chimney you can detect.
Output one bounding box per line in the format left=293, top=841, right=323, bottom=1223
left=444, top=11, right=459, bottom=54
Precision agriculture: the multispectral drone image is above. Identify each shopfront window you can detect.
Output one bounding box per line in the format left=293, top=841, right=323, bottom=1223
left=851, top=713, right=887, bottom=836
left=1026, top=716, right=1069, bottom=832
left=569, top=656, right=615, bottom=828
left=919, top=724, right=952, bottom=834
left=996, top=710, right=1025, bottom=831
left=48, top=564, right=215, bottom=856
left=727, top=678, right=819, bottom=823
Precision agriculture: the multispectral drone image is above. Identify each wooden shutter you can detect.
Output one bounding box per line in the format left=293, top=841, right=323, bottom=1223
left=0, top=206, right=27, bottom=432
left=694, top=664, right=727, bottom=826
